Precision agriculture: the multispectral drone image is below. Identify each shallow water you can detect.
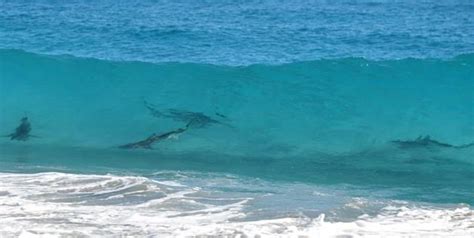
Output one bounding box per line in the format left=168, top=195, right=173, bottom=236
left=0, top=172, right=473, bottom=237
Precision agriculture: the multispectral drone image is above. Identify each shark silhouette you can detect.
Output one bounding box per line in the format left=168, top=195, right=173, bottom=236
left=391, top=135, right=474, bottom=149
left=118, top=123, right=191, bottom=150
left=4, top=117, right=38, bottom=141
left=144, top=100, right=231, bottom=129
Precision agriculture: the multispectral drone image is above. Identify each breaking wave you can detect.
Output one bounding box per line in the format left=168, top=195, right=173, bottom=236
left=0, top=172, right=472, bottom=237
left=0, top=49, right=473, bottom=204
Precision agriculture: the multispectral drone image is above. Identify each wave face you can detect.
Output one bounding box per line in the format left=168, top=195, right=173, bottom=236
left=0, top=49, right=473, bottom=205
left=1, top=0, right=473, bottom=64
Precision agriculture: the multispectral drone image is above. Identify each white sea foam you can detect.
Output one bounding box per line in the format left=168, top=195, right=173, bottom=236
left=0, top=172, right=472, bottom=237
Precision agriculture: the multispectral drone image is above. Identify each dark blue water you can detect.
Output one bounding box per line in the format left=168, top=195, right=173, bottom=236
left=1, top=0, right=473, bottom=64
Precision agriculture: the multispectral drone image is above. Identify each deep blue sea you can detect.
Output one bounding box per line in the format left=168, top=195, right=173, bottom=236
left=0, top=0, right=473, bottom=237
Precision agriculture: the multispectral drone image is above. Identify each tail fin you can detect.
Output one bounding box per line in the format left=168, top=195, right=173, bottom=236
left=454, top=142, right=474, bottom=149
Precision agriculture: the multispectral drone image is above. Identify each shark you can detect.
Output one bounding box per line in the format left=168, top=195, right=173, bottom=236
left=4, top=117, right=38, bottom=141
left=391, top=135, right=474, bottom=149
left=143, top=100, right=231, bottom=129
left=118, top=123, right=190, bottom=150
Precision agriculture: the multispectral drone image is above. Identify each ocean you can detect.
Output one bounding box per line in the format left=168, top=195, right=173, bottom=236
left=0, top=0, right=473, bottom=237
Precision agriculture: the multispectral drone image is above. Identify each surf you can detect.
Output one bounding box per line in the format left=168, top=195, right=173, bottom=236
left=0, top=171, right=472, bottom=237
left=1, top=49, right=473, bottom=205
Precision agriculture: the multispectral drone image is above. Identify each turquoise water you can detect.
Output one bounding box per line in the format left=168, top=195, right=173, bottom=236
left=0, top=1, right=473, bottom=237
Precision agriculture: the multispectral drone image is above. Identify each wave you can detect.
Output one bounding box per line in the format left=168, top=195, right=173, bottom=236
left=1, top=49, right=472, bottom=150
left=1, top=49, right=472, bottom=151
left=0, top=172, right=472, bottom=237
left=0, top=49, right=473, bottom=203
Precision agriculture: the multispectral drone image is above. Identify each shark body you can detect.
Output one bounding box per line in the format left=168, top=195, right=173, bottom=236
left=144, top=100, right=231, bottom=129
left=119, top=124, right=189, bottom=150
left=391, top=135, right=474, bottom=149
left=5, top=117, right=36, bottom=141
